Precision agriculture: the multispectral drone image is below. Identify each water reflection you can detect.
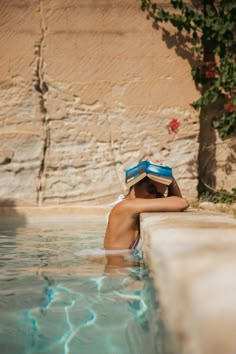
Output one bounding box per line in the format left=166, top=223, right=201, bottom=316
left=0, top=218, right=174, bottom=354
left=0, top=198, right=27, bottom=233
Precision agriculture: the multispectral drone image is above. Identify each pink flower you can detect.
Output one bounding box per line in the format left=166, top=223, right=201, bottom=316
left=167, top=118, right=180, bottom=134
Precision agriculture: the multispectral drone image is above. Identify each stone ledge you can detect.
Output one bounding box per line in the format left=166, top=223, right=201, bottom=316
left=140, top=209, right=236, bottom=354
left=198, top=201, right=236, bottom=216
left=0, top=205, right=110, bottom=226
left=0, top=205, right=110, bottom=216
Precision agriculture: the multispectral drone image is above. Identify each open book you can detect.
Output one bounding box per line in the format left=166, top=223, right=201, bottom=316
left=125, top=160, right=173, bottom=188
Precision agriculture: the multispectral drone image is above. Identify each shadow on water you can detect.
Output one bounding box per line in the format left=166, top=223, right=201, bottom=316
left=0, top=199, right=27, bottom=269
left=0, top=198, right=27, bottom=235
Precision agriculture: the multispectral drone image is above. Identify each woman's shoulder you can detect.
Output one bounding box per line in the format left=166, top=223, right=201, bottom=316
left=108, top=194, right=125, bottom=207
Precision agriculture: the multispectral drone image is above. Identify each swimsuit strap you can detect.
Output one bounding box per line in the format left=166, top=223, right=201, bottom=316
left=131, top=236, right=141, bottom=250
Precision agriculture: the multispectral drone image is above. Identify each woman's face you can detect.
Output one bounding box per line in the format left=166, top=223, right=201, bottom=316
left=133, top=178, right=167, bottom=198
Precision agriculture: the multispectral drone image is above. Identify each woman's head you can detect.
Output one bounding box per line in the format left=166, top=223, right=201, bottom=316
left=133, top=177, right=166, bottom=198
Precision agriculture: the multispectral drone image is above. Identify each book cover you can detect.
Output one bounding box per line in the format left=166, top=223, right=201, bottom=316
left=125, top=160, right=173, bottom=187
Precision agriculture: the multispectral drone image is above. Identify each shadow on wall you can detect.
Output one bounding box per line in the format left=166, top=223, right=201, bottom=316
left=0, top=199, right=27, bottom=235
left=157, top=27, right=197, bottom=68
left=197, top=102, right=217, bottom=194
left=151, top=21, right=217, bottom=195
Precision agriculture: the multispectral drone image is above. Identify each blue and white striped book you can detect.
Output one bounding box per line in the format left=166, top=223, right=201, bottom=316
left=125, top=160, right=173, bottom=187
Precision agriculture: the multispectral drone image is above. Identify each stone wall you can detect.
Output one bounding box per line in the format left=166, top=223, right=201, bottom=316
left=0, top=0, right=234, bottom=206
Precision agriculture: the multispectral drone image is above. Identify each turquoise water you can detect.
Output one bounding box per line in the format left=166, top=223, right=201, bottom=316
left=0, top=216, right=169, bottom=354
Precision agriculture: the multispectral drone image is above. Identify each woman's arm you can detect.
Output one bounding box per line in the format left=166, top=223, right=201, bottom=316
left=115, top=196, right=189, bottom=216
left=167, top=177, right=182, bottom=197
left=104, top=196, right=189, bottom=250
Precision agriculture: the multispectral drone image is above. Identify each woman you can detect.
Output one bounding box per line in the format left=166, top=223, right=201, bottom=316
left=104, top=174, right=189, bottom=250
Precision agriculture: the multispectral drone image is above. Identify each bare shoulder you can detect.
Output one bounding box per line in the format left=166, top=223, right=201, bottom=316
left=109, top=199, right=139, bottom=218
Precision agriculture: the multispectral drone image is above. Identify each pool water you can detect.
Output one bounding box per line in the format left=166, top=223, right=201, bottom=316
left=0, top=215, right=168, bottom=354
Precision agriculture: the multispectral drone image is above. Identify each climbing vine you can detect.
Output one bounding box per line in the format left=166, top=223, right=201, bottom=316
left=141, top=0, right=236, bottom=138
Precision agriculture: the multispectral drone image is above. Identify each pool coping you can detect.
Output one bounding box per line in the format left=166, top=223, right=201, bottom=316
left=0, top=205, right=110, bottom=217
left=140, top=209, right=236, bottom=354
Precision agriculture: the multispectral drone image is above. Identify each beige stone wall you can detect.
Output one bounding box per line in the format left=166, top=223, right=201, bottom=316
left=0, top=0, right=233, bottom=206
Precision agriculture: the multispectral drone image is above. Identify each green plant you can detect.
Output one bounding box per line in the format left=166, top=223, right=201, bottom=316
left=200, top=188, right=236, bottom=204
left=141, top=0, right=236, bottom=138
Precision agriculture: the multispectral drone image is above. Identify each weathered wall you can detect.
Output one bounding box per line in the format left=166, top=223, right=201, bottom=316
left=0, top=0, right=234, bottom=206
